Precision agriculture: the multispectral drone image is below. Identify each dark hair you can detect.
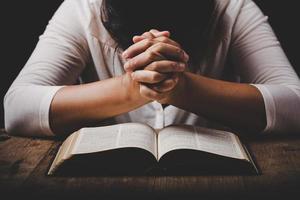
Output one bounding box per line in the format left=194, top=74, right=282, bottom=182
left=101, top=0, right=214, bottom=58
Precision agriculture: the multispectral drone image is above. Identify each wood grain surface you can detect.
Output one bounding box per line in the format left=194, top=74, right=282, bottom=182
left=0, top=129, right=299, bottom=200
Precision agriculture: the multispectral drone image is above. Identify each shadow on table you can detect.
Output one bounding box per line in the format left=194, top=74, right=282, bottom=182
left=49, top=148, right=259, bottom=177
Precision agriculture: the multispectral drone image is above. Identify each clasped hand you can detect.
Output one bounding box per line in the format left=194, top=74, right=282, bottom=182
left=122, top=29, right=189, bottom=104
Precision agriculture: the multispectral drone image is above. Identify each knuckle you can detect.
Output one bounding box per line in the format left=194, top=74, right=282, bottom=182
left=160, top=36, right=169, bottom=43
left=142, top=32, right=150, bottom=37
left=125, top=60, right=132, bottom=69
left=151, top=61, right=160, bottom=70
left=151, top=72, right=162, bottom=82
left=152, top=42, right=163, bottom=50
left=129, top=59, right=137, bottom=68
left=171, top=62, right=178, bottom=70
left=156, top=42, right=164, bottom=48
left=176, top=48, right=183, bottom=55
left=147, top=50, right=157, bottom=60
left=176, top=48, right=185, bottom=58
left=144, top=38, right=153, bottom=47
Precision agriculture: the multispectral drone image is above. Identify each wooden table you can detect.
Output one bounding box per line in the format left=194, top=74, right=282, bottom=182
left=0, top=129, right=299, bottom=200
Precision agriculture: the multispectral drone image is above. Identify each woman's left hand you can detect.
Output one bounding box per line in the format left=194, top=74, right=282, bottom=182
left=123, top=30, right=189, bottom=103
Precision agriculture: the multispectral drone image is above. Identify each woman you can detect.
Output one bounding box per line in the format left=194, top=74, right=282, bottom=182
left=4, top=0, right=300, bottom=136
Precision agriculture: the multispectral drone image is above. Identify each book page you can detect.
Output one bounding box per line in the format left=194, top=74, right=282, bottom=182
left=158, top=125, right=246, bottom=160
left=71, top=123, right=157, bottom=158
left=48, top=131, right=80, bottom=175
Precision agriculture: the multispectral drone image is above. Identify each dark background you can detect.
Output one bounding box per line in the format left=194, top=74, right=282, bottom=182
left=1, top=0, right=299, bottom=128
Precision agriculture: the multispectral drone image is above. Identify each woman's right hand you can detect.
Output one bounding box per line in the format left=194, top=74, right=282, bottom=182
left=122, top=29, right=189, bottom=102
left=121, top=71, right=151, bottom=103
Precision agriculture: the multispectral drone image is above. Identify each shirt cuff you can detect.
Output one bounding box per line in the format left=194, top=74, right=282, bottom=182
left=39, top=86, right=65, bottom=136
left=250, top=84, right=276, bottom=133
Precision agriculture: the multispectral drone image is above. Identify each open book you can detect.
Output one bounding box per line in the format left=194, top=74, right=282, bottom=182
left=48, top=123, right=258, bottom=176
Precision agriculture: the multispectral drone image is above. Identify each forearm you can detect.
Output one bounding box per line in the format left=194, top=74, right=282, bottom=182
left=167, top=72, right=267, bottom=133
left=50, top=73, right=148, bottom=136
left=120, top=30, right=265, bottom=133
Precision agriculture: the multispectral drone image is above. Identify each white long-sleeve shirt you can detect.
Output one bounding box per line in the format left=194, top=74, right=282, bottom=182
left=4, top=0, right=300, bottom=136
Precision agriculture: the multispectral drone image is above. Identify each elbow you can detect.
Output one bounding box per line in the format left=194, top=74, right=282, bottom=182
left=4, top=85, right=59, bottom=137
left=3, top=87, right=37, bottom=136
left=4, top=116, right=21, bottom=136
left=4, top=88, right=23, bottom=136
left=266, top=101, right=300, bottom=134
left=252, top=83, right=300, bottom=134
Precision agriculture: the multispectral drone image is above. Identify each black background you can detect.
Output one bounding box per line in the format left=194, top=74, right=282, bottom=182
left=1, top=0, right=299, bottom=128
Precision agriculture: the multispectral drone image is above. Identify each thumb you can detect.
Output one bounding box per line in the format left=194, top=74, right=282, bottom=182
left=132, top=31, right=155, bottom=43
left=133, top=30, right=171, bottom=43
left=150, top=29, right=170, bottom=38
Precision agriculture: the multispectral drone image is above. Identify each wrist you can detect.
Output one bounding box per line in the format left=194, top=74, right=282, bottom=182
left=121, top=72, right=150, bottom=106
left=159, top=72, right=188, bottom=105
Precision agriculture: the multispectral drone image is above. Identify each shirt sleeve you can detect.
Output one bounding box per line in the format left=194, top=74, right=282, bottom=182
left=230, top=0, right=300, bottom=133
left=4, top=0, right=90, bottom=137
